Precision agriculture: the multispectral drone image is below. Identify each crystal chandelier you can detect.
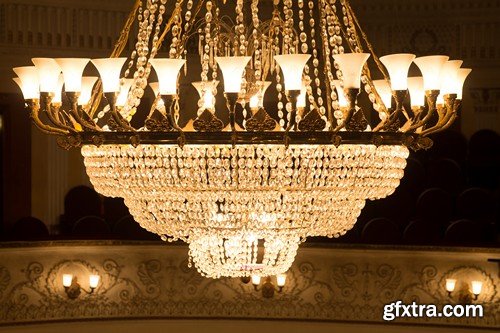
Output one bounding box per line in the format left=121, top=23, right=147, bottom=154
left=12, top=0, right=471, bottom=278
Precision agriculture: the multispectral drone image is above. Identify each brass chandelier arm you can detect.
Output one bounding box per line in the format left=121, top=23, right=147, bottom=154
left=104, top=92, right=136, bottom=132
left=406, top=90, right=440, bottom=132
left=421, top=95, right=460, bottom=136
left=381, top=90, right=408, bottom=131
left=39, top=92, right=79, bottom=133
left=26, top=99, right=70, bottom=135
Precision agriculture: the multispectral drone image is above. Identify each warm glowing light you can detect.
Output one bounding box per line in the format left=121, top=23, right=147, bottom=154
left=454, top=68, right=472, bottom=100
left=471, top=280, right=482, bottom=296
left=89, top=275, right=100, bottom=289
left=13, top=66, right=39, bottom=100
left=149, top=58, right=186, bottom=95
left=78, top=77, right=98, bottom=106
left=192, top=81, right=219, bottom=111
left=116, top=79, right=134, bottom=108
left=445, top=278, right=456, bottom=293
left=55, top=58, right=90, bottom=92
left=408, top=77, right=425, bottom=107
left=276, top=274, right=287, bottom=287
left=332, top=53, right=370, bottom=89
left=379, top=53, right=416, bottom=90
left=32, top=58, right=61, bottom=93
left=91, top=58, right=127, bottom=93
left=249, top=81, right=272, bottom=109
left=439, top=60, right=463, bottom=96
left=251, top=275, right=261, bottom=286
left=215, top=56, right=251, bottom=93
left=332, top=80, right=349, bottom=108
left=62, top=274, right=73, bottom=287
left=274, top=54, right=311, bottom=91
left=52, top=75, right=65, bottom=104
left=296, top=85, right=308, bottom=109
left=413, top=55, right=449, bottom=91
left=373, top=80, right=393, bottom=109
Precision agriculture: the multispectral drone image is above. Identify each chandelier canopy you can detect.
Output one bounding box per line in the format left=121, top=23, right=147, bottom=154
left=13, top=0, right=471, bottom=278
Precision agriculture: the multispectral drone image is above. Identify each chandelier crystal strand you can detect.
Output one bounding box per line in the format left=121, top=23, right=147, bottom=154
left=14, top=0, right=471, bottom=278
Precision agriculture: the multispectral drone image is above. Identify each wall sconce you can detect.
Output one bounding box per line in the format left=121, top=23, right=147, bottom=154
left=445, top=278, right=482, bottom=301
left=62, top=274, right=100, bottom=299
left=242, top=274, right=287, bottom=298
left=471, top=280, right=482, bottom=300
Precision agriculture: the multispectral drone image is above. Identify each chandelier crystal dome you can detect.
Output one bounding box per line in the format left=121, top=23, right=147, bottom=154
left=13, top=0, right=471, bottom=279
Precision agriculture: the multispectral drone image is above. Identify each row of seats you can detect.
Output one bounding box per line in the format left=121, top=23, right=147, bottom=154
left=5, top=215, right=158, bottom=241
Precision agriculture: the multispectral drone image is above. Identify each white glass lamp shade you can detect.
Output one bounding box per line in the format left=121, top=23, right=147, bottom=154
left=413, top=55, right=449, bottom=91
left=440, top=60, right=463, bottom=95
left=379, top=53, right=416, bottom=90
left=192, top=80, right=219, bottom=110
left=276, top=274, right=287, bottom=287
left=149, top=82, right=160, bottom=96
left=471, top=280, right=482, bottom=296
left=55, top=58, right=90, bottom=92
left=13, top=66, right=39, bottom=99
left=445, top=278, right=456, bottom=292
left=454, top=68, right=472, bottom=99
left=149, top=58, right=186, bottom=95
left=116, top=79, right=134, bottom=108
left=91, top=58, right=127, bottom=93
left=89, top=275, right=100, bottom=289
left=373, top=80, right=393, bottom=109
left=251, top=275, right=261, bottom=286
left=332, top=53, right=370, bottom=89
left=78, top=77, right=98, bottom=106
left=332, top=80, right=349, bottom=108
left=408, top=77, right=425, bottom=107
left=274, top=54, right=311, bottom=91
left=249, top=81, right=272, bottom=109
left=52, top=75, right=65, bottom=104
left=32, top=58, right=61, bottom=93
left=62, top=274, right=73, bottom=287
left=215, top=56, right=251, bottom=93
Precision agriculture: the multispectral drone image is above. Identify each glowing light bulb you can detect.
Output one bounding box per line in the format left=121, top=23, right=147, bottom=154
left=332, top=53, right=370, bottom=89
left=89, top=275, right=100, bottom=289
left=471, top=281, right=482, bottom=297
left=413, top=55, right=449, bottom=91
left=55, top=58, right=90, bottom=92
left=408, top=77, right=425, bottom=108
left=91, top=58, right=127, bottom=93
left=149, top=58, right=186, bottom=95
left=332, top=80, right=349, bottom=108
left=249, top=81, right=272, bottom=109
left=373, top=80, right=393, bottom=109
left=215, top=56, right=251, bottom=93
left=445, top=278, right=456, bottom=293
left=77, top=77, right=98, bottom=106
left=379, top=53, right=416, bottom=90
left=192, top=81, right=219, bottom=111
left=274, top=54, right=311, bottom=91
left=32, top=58, right=61, bottom=93
left=251, top=275, right=261, bottom=286
left=116, top=79, right=134, bottom=108
left=276, top=274, right=287, bottom=287
left=13, top=66, right=39, bottom=100
left=62, top=274, right=73, bottom=287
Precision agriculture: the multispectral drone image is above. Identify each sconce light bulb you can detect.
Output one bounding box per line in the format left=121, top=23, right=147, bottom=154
left=62, top=274, right=73, bottom=288
left=445, top=278, right=456, bottom=293
left=276, top=274, right=287, bottom=288
left=251, top=275, right=261, bottom=286
left=471, top=280, right=482, bottom=297
left=89, top=274, right=100, bottom=289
